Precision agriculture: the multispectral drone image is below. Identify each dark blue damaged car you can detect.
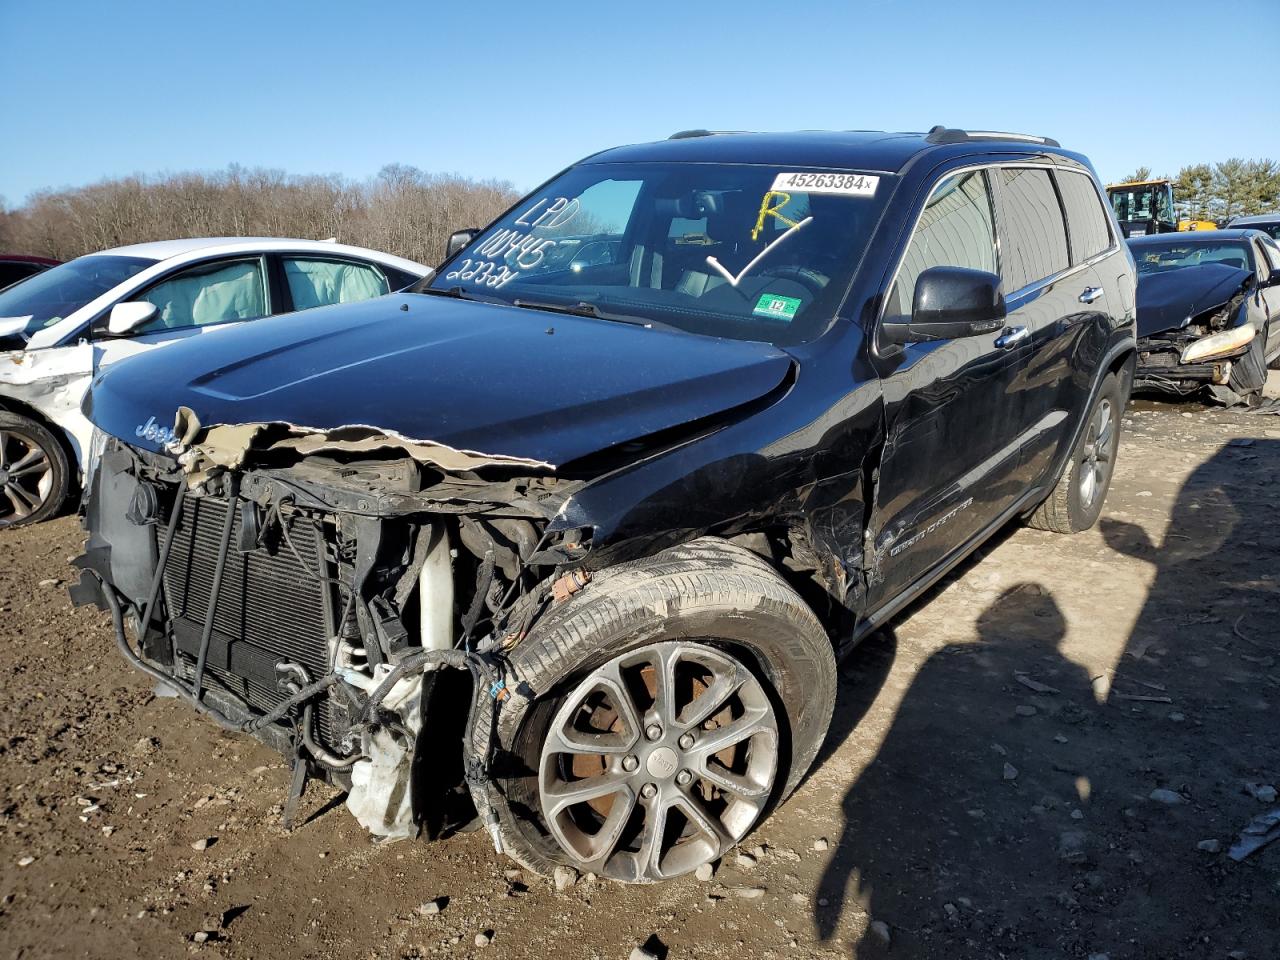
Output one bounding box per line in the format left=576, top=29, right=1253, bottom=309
left=73, top=127, right=1137, bottom=885
left=1129, top=229, right=1280, bottom=405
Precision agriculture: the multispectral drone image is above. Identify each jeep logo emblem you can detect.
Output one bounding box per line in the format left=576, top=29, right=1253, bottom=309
left=135, top=416, right=177, bottom=446
left=646, top=746, right=678, bottom=779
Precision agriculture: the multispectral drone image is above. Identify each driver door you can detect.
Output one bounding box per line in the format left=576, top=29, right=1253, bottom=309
left=865, top=166, right=1030, bottom=612
left=92, top=256, right=271, bottom=372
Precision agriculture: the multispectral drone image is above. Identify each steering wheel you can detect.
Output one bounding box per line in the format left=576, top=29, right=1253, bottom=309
left=756, top=264, right=829, bottom=298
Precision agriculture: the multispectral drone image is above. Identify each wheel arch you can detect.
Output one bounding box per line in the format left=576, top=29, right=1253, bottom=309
left=0, top=395, right=81, bottom=496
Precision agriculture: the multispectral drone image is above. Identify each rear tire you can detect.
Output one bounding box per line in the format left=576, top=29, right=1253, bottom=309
left=0, top=412, right=70, bottom=528
left=1027, top=373, right=1122, bottom=534
left=472, top=538, right=836, bottom=883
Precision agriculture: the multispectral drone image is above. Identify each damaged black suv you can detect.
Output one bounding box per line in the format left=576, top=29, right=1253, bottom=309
left=74, top=127, right=1137, bottom=885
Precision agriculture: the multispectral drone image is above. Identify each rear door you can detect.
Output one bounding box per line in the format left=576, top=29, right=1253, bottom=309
left=866, top=166, right=1029, bottom=609
left=997, top=165, right=1115, bottom=489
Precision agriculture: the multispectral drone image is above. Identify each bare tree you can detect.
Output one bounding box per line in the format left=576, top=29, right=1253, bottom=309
left=0, top=165, right=520, bottom=266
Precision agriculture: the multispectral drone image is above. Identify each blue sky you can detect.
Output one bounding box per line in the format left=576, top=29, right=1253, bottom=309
left=3, top=0, right=1277, bottom=206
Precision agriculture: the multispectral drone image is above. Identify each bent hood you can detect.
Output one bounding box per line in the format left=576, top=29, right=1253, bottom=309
left=1135, top=264, right=1251, bottom=338
left=84, top=294, right=794, bottom=467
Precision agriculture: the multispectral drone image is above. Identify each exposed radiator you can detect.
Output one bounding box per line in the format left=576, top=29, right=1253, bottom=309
left=162, top=494, right=340, bottom=745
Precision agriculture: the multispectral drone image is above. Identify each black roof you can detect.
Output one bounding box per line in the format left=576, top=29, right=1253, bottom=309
left=583, top=129, right=1088, bottom=175
left=1227, top=213, right=1280, bottom=225
left=1127, top=229, right=1263, bottom=245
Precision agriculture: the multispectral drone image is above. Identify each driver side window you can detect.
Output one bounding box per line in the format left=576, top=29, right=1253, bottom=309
left=887, top=170, right=997, bottom=321
left=133, top=258, right=268, bottom=334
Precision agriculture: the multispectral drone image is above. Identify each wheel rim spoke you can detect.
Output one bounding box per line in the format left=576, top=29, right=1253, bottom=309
left=587, top=786, right=636, bottom=863
left=636, top=791, right=672, bottom=876
left=620, top=644, right=677, bottom=730
left=688, top=704, right=773, bottom=758
left=9, top=447, right=45, bottom=474
left=674, top=790, right=730, bottom=848
left=677, top=663, right=748, bottom=729
left=542, top=770, right=632, bottom=820
left=5, top=484, right=37, bottom=518
left=695, top=759, right=772, bottom=801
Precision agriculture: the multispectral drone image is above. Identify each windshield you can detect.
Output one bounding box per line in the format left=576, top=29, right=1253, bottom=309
left=430, top=161, right=893, bottom=344
left=1131, top=241, right=1253, bottom=275
left=0, top=255, right=154, bottom=339
left=1109, top=184, right=1173, bottom=224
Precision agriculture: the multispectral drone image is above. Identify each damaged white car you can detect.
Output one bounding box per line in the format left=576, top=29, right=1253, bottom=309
left=0, top=238, right=428, bottom=526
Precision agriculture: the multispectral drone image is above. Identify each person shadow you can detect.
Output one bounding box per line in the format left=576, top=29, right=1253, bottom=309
left=815, top=583, right=1102, bottom=957
left=814, top=438, right=1280, bottom=958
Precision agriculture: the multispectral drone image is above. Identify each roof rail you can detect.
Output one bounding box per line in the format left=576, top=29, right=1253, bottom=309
left=667, top=129, right=748, bottom=140
left=926, top=126, right=1061, bottom=148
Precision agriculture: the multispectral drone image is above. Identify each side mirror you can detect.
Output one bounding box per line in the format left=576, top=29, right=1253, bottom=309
left=106, top=301, right=158, bottom=337
left=881, top=266, right=1007, bottom=345
left=445, top=229, right=479, bottom=260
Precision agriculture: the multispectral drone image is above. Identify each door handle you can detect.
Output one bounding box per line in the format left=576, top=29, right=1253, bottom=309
left=994, top=325, right=1029, bottom=349
left=1079, top=286, right=1104, bottom=304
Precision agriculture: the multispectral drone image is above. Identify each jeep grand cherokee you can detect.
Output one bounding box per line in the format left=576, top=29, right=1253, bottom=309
left=72, top=126, right=1137, bottom=885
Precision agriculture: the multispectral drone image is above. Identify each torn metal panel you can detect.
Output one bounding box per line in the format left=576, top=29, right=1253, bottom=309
left=0, top=344, right=95, bottom=462
left=166, top=407, right=555, bottom=488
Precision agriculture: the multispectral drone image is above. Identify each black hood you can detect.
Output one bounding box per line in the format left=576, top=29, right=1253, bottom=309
left=1135, top=263, right=1251, bottom=338
left=85, top=294, right=795, bottom=466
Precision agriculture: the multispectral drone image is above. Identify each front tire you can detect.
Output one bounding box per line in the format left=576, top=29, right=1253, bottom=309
left=1226, top=328, right=1269, bottom=398
left=0, top=412, right=70, bottom=528
left=1027, top=372, right=1122, bottom=534
left=473, top=539, right=836, bottom=883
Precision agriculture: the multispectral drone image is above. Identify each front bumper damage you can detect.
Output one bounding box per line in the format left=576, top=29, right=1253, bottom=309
left=71, top=420, right=591, bottom=847
left=1134, top=336, right=1242, bottom=395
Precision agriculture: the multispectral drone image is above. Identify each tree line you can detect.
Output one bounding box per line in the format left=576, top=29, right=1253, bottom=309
left=0, top=164, right=521, bottom=266
left=1119, top=159, right=1280, bottom=223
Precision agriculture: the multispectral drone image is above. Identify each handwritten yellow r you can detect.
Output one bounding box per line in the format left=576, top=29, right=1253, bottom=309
left=752, top=191, right=800, bottom=241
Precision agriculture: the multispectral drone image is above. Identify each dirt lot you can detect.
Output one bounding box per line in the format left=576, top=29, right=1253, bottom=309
left=2, top=386, right=1279, bottom=960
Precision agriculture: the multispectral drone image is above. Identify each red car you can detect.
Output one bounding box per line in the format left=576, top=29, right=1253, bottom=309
left=0, top=254, right=61, bottom=290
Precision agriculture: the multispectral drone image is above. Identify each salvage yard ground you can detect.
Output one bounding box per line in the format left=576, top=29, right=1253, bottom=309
left=2, top=380, right=1280, bottom=960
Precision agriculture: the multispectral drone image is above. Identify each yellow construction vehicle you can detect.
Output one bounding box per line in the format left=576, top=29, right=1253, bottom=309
left=1106, top=179, right=1217, bottom=237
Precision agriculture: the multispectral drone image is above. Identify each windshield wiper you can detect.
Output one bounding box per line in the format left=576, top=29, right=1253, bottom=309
left=412, top=284, right=499, bottom=304
left=512, top=298, right=671, bottom=331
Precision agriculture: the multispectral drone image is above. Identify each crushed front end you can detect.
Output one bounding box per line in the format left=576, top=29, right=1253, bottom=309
left=1134, top=296, right=1257, bottom=400
left=71, top=424, right=586, bottom=844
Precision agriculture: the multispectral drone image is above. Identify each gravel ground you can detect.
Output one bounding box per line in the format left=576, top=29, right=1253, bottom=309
left=2, top=386, right=1279, bottom=960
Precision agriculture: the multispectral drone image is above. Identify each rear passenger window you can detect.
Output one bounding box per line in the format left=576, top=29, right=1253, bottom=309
left=887, top=169, right=997, bottom=319
left=282, top=258, right=390, bottom=310
left=1056, top=171, right=1112, bottom=264
left=997, top=168, right=1070, bottom=291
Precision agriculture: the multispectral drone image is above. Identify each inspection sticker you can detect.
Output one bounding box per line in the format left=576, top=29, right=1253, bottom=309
left=753, top=293, right=802, bottom=321
left=770, top=172, right=879, bottom=196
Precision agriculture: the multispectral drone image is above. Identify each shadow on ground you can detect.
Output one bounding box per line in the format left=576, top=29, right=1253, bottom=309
left=813, top=441, right=1280, bottom=958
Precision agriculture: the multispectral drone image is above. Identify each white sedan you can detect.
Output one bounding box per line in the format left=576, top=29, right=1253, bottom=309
left=0, top=237, right=430, bottom=526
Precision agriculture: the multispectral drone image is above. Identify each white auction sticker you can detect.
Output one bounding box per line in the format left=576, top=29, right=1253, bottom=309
left=770, top=172, right=880, bottom=196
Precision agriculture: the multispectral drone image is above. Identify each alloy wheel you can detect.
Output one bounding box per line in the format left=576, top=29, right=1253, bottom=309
left=1079, top=397, right=1114, bottom=509
left=537, top=641, right=778, bottom=882
left=0, top=428, right=54, bottom=525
